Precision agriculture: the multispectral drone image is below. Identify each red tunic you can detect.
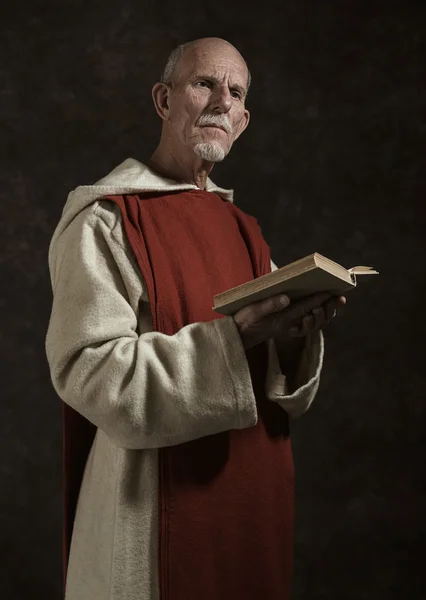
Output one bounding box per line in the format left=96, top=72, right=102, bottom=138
left=62, top=189, right=295, bottom=599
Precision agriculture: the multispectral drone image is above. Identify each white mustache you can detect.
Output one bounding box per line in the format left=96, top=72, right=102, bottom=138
left=198, top=114, right=232, bottom=134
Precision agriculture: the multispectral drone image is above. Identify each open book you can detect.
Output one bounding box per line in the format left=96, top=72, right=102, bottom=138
left=212, top=252, right=378, bottom=316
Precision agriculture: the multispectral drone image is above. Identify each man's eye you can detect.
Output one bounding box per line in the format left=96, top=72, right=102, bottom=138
left=231, top=90, right=242, bottom=100
left=196, top=80, right=211, bottom=88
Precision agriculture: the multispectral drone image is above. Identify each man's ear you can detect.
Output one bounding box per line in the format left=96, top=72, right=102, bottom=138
left=152, top=82, right=171, bottom=120
left=233, top=108, right=250, bottom=142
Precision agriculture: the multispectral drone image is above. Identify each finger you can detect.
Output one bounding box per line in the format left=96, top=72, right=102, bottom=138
left=324, top=300, right=337, bottom=322
left=243, top=293, right=290, bottom=324
left=325, top=296, right=346, bottom=321
left=291, top=295, right=345, bottom=336
left=269, top=294, right=291, bottom=314
left=312, top=306, right=325, bottom=327
left=286, top=292, right=331, bottom=323
left=333, top=295, right=346, bottom=310
left=301, top=313, right=315, bottom=336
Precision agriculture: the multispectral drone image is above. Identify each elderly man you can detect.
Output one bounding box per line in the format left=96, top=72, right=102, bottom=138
left=46, top=37, right=345, bottom=600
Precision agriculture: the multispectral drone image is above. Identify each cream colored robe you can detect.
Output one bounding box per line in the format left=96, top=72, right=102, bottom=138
left=45, top=158, right=324, bottom=600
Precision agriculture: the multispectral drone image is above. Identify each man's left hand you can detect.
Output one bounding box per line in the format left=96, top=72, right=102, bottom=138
left=286, top=295, right=346, bottom=338
left=274, top=295, right=347, bottom=376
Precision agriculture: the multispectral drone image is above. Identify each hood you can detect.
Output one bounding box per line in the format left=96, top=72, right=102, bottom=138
left=58, top=157, right=234, bottom=232
left=48, top=157, right=234, bottom=270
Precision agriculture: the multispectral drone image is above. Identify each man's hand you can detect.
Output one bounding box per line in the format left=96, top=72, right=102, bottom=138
left=233, top=292, right=346, bottom=351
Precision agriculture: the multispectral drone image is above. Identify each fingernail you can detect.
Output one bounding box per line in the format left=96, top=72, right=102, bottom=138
left=280, top=295, right=289, bottom=306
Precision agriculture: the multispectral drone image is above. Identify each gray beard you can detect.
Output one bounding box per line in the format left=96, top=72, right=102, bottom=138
left=194, top=142, right=226, bottom=163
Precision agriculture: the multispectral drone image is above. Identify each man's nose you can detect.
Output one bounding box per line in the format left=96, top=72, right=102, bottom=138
left=210, top=85, right=232, bottom=114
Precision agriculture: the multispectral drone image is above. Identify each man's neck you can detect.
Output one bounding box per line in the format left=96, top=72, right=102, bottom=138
left=148, top=141, right=214, bottom=190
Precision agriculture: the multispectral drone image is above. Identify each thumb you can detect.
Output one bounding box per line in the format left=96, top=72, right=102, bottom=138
left=236, top=293, right=290, bottom=324
left=263, top=294, right=290, bottom=315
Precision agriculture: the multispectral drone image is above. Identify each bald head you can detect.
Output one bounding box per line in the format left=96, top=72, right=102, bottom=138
left=151, top=36, right=251, bottom=170
left=161, top=37, right=251, bottom=94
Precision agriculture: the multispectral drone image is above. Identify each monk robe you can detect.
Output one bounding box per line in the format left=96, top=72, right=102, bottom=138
left=62, top=188, right=294, bottom=600
left=47, top=158, right=323, bottom=600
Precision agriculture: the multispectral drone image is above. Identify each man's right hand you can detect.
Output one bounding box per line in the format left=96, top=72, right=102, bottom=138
left=232, top=292, right=346, bottom=350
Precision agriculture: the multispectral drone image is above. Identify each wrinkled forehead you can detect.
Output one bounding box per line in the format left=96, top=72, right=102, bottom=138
left=177, top=45, right=249, bottom=89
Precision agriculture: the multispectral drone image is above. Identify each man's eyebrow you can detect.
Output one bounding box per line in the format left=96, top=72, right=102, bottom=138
left=192, top=73, right=247, bottom=96
left=231, top=83, right=247, bottom=97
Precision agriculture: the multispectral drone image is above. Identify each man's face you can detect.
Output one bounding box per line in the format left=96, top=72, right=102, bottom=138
left=165, top=45, right=250, bottom=162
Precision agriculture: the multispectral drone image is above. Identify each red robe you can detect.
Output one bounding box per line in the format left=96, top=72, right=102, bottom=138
left=62, top=189, right=294, bottom=599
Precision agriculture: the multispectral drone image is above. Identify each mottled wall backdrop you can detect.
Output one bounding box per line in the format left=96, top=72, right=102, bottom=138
left=1, top=1, right=424, bottom=598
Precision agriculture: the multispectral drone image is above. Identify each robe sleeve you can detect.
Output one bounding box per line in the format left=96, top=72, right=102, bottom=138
left=46, top=203, right=258, bottom=451
left=264, top=259, right=324, bottom=417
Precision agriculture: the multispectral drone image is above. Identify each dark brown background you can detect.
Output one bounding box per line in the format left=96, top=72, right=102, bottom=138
left=1, top=0, right=425, bottom=598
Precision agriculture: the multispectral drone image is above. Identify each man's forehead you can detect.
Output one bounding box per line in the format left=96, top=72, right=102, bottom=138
left=179, top=45, right=248, bottom=86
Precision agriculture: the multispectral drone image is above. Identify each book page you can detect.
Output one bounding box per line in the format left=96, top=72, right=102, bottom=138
left=348, top=266, right=379, bottom=275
